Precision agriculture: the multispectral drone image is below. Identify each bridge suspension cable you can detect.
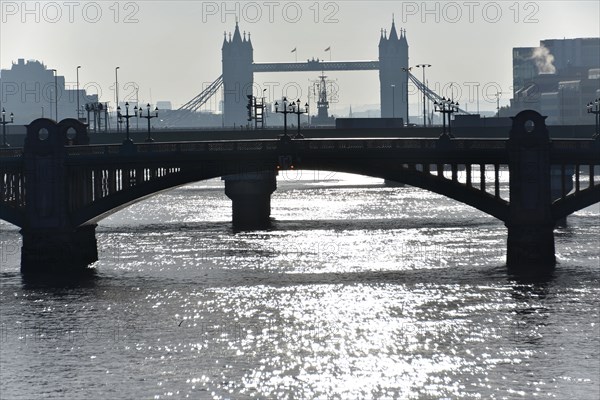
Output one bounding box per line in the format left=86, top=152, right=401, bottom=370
left=160, top=75, right=223, bottom=126
left=178, top=74, right=223, bottom=112
left=408, top=72, right=471, bottom=115
left=167, top=70, right=470, bottom=125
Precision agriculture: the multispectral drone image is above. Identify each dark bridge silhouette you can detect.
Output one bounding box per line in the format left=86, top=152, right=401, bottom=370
left=0, top=111, right=598, bottom=274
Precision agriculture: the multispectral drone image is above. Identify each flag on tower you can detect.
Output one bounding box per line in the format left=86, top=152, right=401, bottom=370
left=324, top=47, right=331, bottom=52
left=291, top=48, right=297, bottom=53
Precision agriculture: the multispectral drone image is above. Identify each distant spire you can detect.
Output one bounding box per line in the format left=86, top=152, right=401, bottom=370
left=232, top=21, right=242, bottom=42
left=222, top=30, right=228, bottom=49
left=389, top=17, right=398, bottom=40
left=247, top=31, right=252, bottom=46
left=243, top=31, right=246, bottom=41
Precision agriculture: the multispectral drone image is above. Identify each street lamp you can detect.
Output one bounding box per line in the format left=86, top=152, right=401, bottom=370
left=402, top=67, right=412, bottom=125
left=115, top=66, right=120, bottom=132
left=51, top=69, right=58, bottom=121
left=1, top=108, right=14, bottom=147
left=117, top=102, right=136, bottom=143
left=76, top=66, right=81, bottom=120
left=291, top=99, right=308, bottom=139
left=274, top=97, right=293, bottom=138
left=138, top=103, right=159, bottom=142
left=391, top=84, right=396, bottom=119
left=587, top=98, right=600, bottom=139
left=434, top=97, right=459, bottom=138
left=416, top=64, right=431, bottom=127
left=495, top=92, right=502, bottom=118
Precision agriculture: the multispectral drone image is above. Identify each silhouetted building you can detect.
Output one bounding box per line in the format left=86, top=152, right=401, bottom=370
left=379, top=19, right=409, bottom=121
left=0, top=59, right=97, bottom=124
left=156, top=101, right=172, bottom=110
left=222, top=22, right=253, bottom=127
left=511, top=38, right=600, bottom=124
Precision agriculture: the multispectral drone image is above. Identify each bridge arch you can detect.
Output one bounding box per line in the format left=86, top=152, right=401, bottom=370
left=71, top=161, right=509, bottom=227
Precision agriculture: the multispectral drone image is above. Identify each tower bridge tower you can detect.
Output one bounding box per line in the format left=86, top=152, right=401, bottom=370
left=222, top=22, right=254, bottom=127
left=379, top=19, right=409, bottom=121
left=220, top=19, right=408, bottom=126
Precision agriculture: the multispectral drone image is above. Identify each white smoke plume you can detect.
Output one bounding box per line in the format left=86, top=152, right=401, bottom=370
left=530, top=46, right=556, bottom=74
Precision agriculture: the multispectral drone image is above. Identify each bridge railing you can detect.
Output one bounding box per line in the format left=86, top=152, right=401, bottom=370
left=0, top=148, right=24, bottom=158
left=63, top=137, right=511, bottom=157
left=551, top=139, right=598, bottom=150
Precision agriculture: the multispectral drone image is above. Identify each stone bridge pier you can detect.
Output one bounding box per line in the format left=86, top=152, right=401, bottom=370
left=506, top=111, right=556, bottom=270
left=21, top=118, right=98, bottom=274
left=223, top=171, right=277, bottom=229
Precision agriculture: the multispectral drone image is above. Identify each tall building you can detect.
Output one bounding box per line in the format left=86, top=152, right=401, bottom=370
left=222, top=22, right=253, bottom=127
left=0, top=59, right=97, bottom=124
left=511, top=38, right=600, bottom=124
left=378, top=19, right=409, bottom=121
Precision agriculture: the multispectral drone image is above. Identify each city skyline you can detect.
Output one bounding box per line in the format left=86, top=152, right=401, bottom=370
left=1, top=1, right=599, bottom=114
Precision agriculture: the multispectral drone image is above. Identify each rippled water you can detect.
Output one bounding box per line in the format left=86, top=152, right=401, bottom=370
left=1, top=172, right=598, bottom=399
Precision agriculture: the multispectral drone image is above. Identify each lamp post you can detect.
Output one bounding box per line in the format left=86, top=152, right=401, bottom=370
left=495, top=92, right=502, bottom=118
left=51, top=69, right=58, bottom=120
left=262, top=88, right=267, bottom=128
left=76, top=66, right=81, bottom=120
left=434, top=97, right=459, bottom=138
left=416, top=64, right=431, bottom=127
left=291, top=99, right=308, bottom=139
left=1, top=108, right=14, bottom=147
left=135, top=86, right=140, bottom=130
left=139, top=103, right=159, bottom=142
left=391, top=84, right=396, bottom=119
left=115, top=66, right=120, bottom=132
left=402, top=67, right=412, bottom=125
left=587, top=98, right=600, bottom=139
left=274, top=97, right=293, bottom=138
left=117, top=102, right=136, bottom=143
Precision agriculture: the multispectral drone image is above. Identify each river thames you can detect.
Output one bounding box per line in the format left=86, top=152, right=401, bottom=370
left=1, top=172, right=598, bottom=399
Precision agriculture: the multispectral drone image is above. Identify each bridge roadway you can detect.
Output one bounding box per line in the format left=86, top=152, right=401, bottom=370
left=252, top=61, right=379, bottom=73
left=0, top=111, right=598, bottom=275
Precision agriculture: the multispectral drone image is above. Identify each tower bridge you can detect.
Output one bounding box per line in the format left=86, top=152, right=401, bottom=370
left=0, top=110, right=598, bottom=275
left=175, top=20, right=471, bottom=126
left=182, top=20, right=410, bottom=126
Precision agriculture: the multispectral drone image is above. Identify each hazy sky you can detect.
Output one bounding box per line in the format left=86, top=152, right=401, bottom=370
left=1, top=1, right=599, bottom=114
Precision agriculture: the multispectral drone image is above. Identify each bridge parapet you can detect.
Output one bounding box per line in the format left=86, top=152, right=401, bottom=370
left=0, top=148, right=23, bottom=158
left=61, top=137, right=511, bottom=158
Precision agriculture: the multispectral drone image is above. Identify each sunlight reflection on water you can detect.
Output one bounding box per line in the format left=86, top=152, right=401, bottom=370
left=0, top=172, right=598, bottom=399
